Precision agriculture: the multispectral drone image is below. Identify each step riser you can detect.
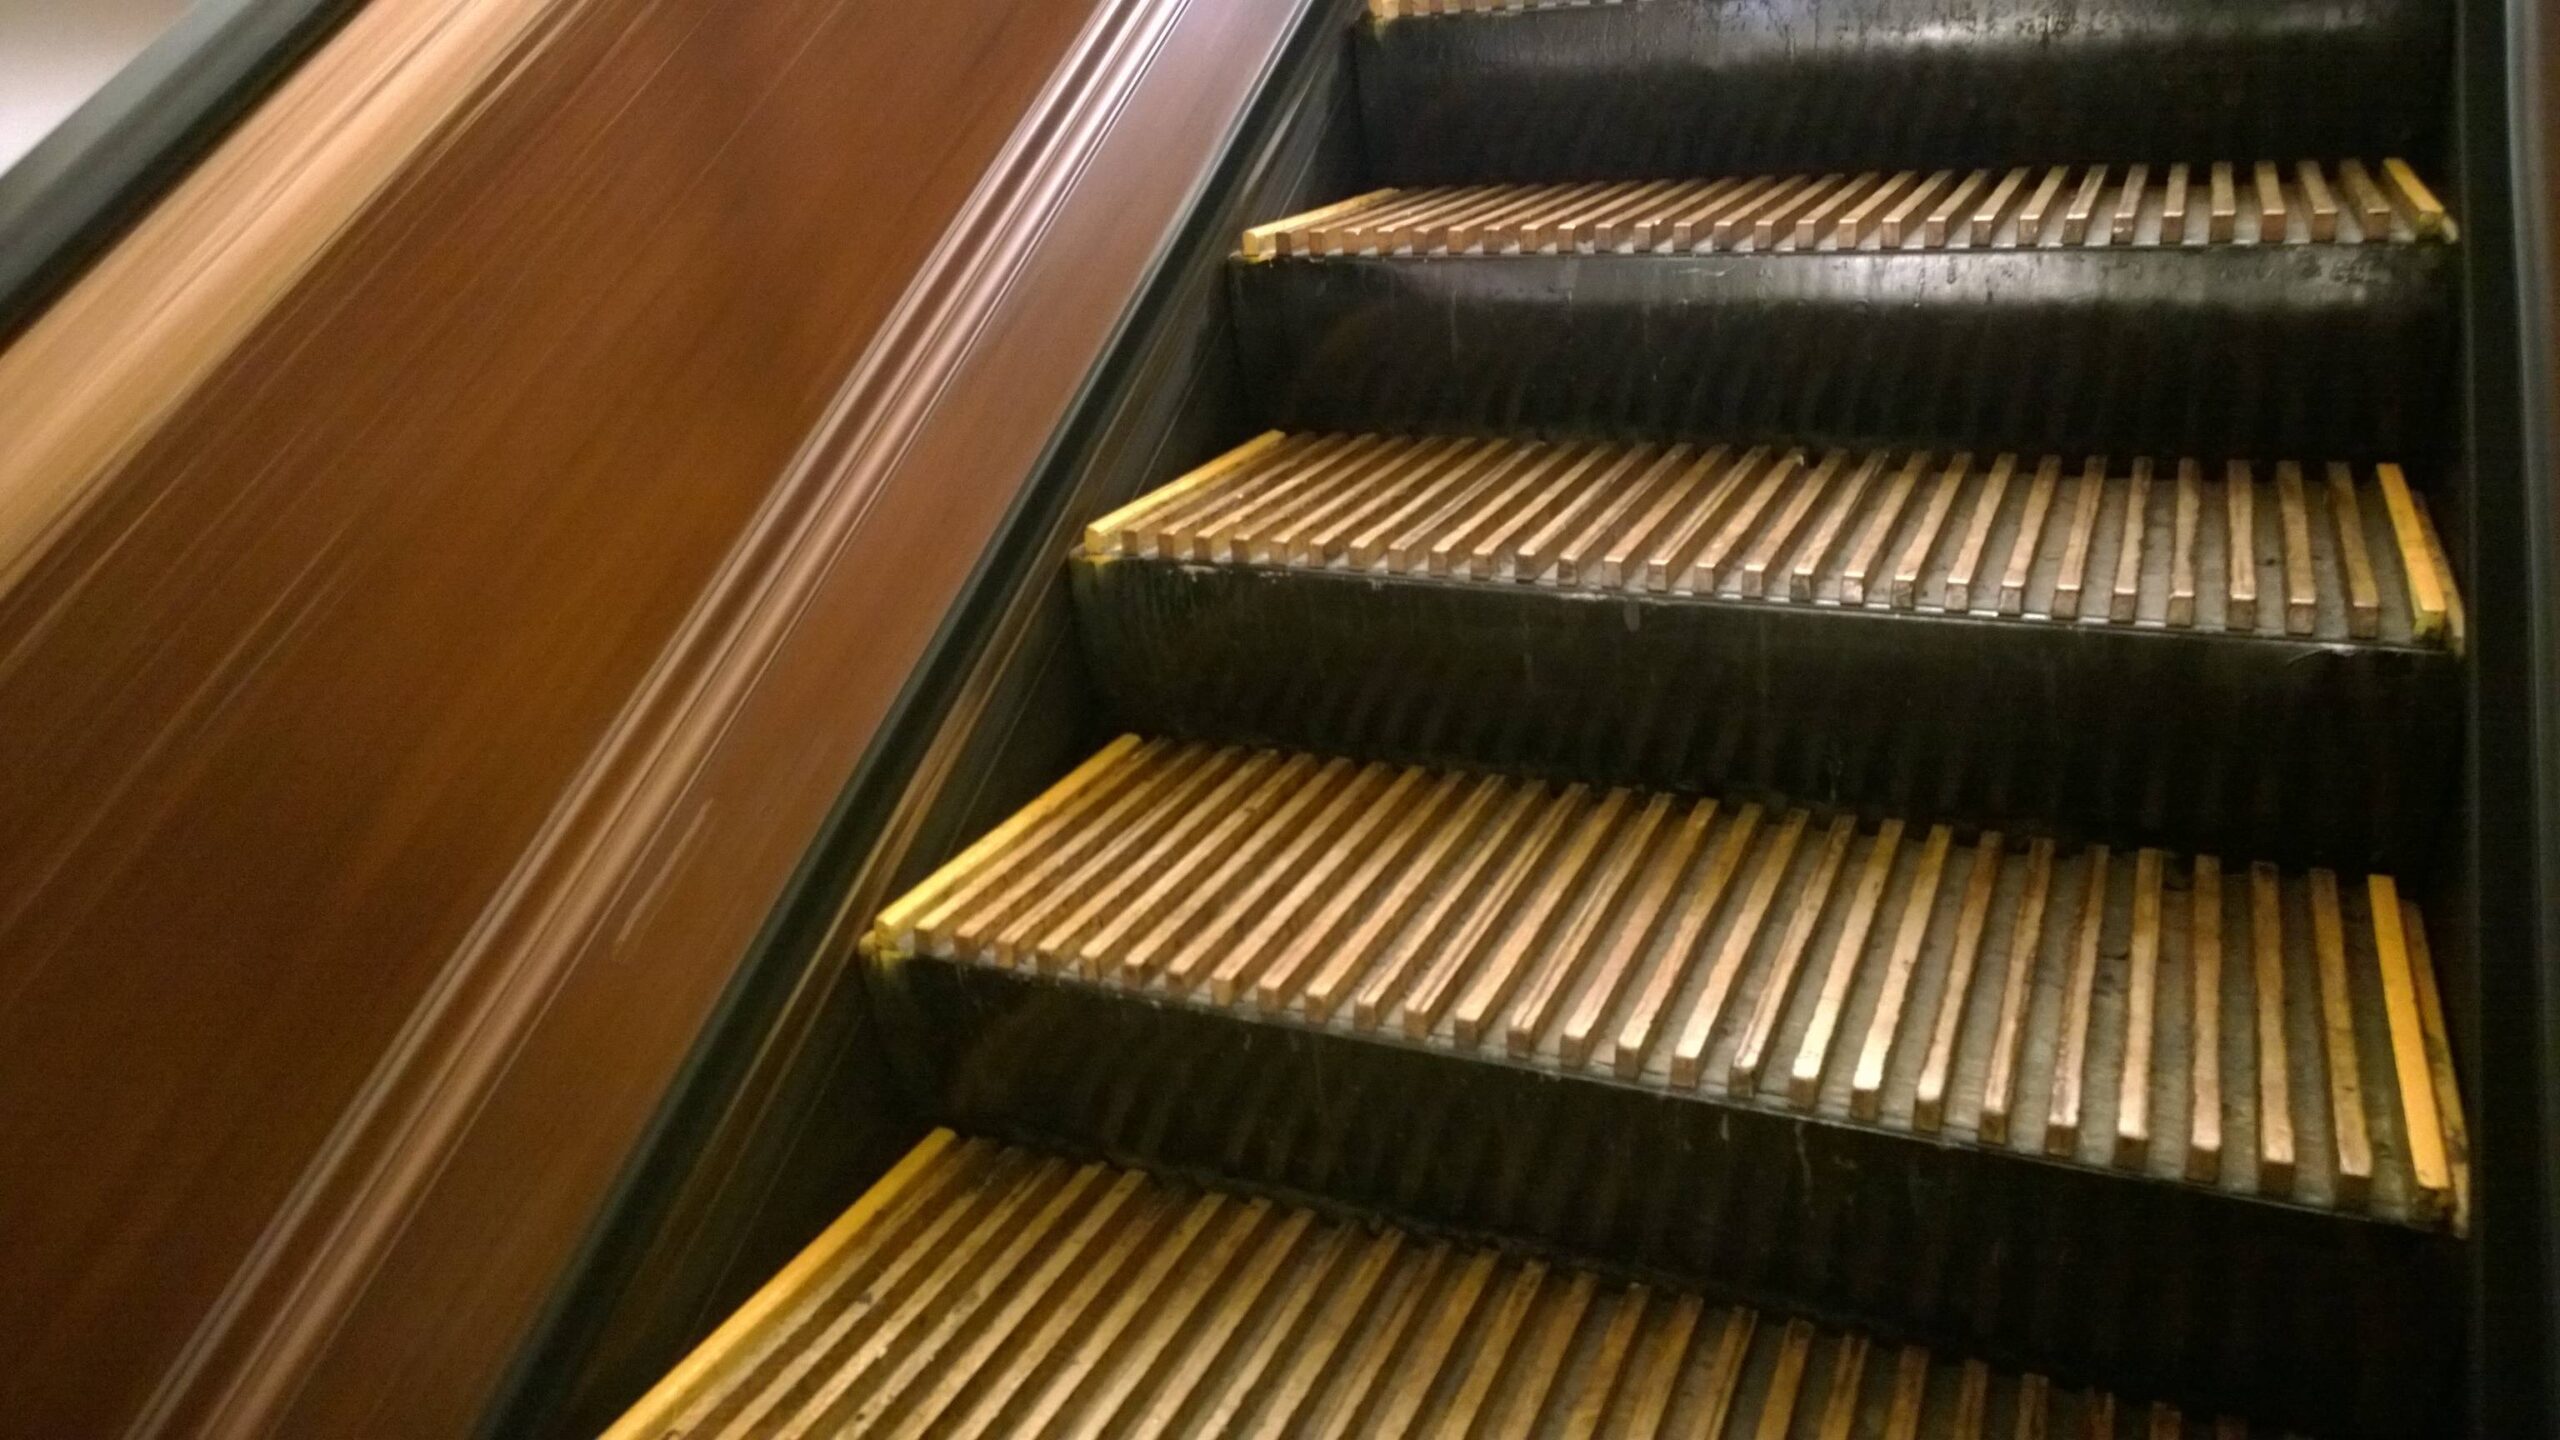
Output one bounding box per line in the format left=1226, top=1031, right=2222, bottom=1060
left=1074, top=559, right=2457, bottom=870
left=1357, top=0, right=2446, bottom=183
left=1230, top=246, right=2452, bottom=459
left=884, top=963, right=2459, bottom=1439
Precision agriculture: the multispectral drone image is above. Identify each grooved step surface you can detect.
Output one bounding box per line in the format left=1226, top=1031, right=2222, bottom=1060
left=1241, top=161, right=2451, bottom=258
left=872, top=738, right=2471, bottom=1233
left=611, top=1131, right=2295, bottom=1439
left=1085, top=432, right=2464, bottom=651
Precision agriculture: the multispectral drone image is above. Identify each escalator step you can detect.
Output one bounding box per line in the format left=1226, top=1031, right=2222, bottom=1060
left=871, top=736, right=2469, bottom=1234
left=608, top=1130, right=2292, bottom=1438
left=1085, top=432, right=2461, bottom=650
left=1240, top=161, right=2452, bottom=259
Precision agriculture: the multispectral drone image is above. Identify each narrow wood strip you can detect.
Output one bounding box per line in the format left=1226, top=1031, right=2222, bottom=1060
left=2384, top=157, right=2449, bottom=237
left=2339, top=157, right=2393, bottom=238
left=1730, top=814, right=1858, bottom=1091
left=1008, top=1191, right=1235, bottom=1436
left=2189, top=856, right=2226, bottom=1183
left=1517, top=444, right=1660, bottom=579
left=2297, top=160, right=2340, bottom=241
left=1293, top=773, right=1482, bottom=1018
left=2225, top=460, right=2259, bottom=630
left=2116, top=848, right=2164, bottom=1167
left=2061, top=165, right=2108, bottom=244
left=1563, top=798, right=1721, bottom=1068
left=1835, top=170, right=1914, bottom=244
left=2046, top=845, right=2112, bottom=1156
left=1998, top=456, right=2060, bottom=615
left=1641, top=446, right=1766, bottom=588
left=1452, top=788, right=1634, bottom=1046
left=1852, top=824, right=1953, bottom=1119
left=2168, top=458, right=2201, bottom=627
left=2311, top=870, right=2376, bottom=1208
left=1881, top=170, right=1952, bottom=247
left=1503, top=1271, right=1599, bottom=1432
left=1842, top=451, right=1929, bottom=604
left=1353, top=782, right=1549, bottom=1026
left=633, top=1131, right=963, bottom=1437
left=1039, top=748, right=1265, bottom=974
left=1708, top=175, right=1806, bottom=248
left=1943, top=453, right=2016, bottom=612
left=1817, top=1333, right=1872, bottom=1440
left=1094, top=754, right=1315, bottom=976
left=2405, top=898, right=2474, bottom=1231
left=1086, top=433, right=1285, bottom=555
left=885, top=1167, right=1155, bottom=1440
left=1006, top=747, right=1245, bottom=968
left=1506, top=793, right=1671, bottom=1054
left=2109, top=457, right=2150, bottom=622
left=2327, top=463, right=2382, bottom=639
left=1970, top=167, right=2033, bottom=243
left=2013, top=165, right=2071, bottom=241
left=2370, top=875, right=2453, bottom=1219
left=2015, top=1374, right=2051, bottom=1440
left=1220, top=766, right=1432, bottom=1002
left=2111, top=163, right=2149, bottom=242
left=945, top=742, right=1182, bottom=957
left=1756, top=174, right=1851, bottom=248
left=1915, top=833, right=2004, bottom=1133
left=1400, top=785, right=1588, bottom=1037
left=1602, top=445, right=1733, bottom=586
left=1658, top=805, right=1792, bottom=1085
left=1688, top=450, right=1803, bottom=591
left=1736, top=450, right=1848, bottom=597
left=1789, top=450, right=1882, bottom=599
left=1439, top=1262, right=1549, bottom=1435
left=2162, top=162, right=2192, bottom=241
left=2414, top=490, right=2469, bottom=653
left=1160, top=759, right=1384, bottom=989
left=2252, top=862, right=2298, bottom=1196
left=1619, top=1294, right=1702, bottom=1439
left=2254, top=159, right=2288, bottom=241
left=1240, top=1228, right=1404, bottom=1440
left=1953, top=1360, right=1991, bottom=1438
left=2275, top=461, right=2319, bottom=636
left=879, top=738, right=1142, bottom=949
left=2209, top=161, right=2238, bottom=241
left=1243, top=188, right=1399, bottom=258
left=1567, top=1288, right=1653, bottom=1436
left=1925, top=169, right=1992, bottom=245
left=1797, top=171, right=1884, bottom=246
left=2049, top=457, right=2106, bottom=620
left=1885, top=1346, right=1931, bottom=1439
left=1694, top=1308, right=1758, bottom=1437
left=1186, top=1227, right=1360, bottom=1436
left=2377, top=463, right=2449, bottom=641
left=1981, top=839, right=2057, bottom=1146
left=1068, top=1198, right=1271, bottom=1435
left=1367, top=1251, right=1502, bottom=1435
left=1892, top=453, right=1970, bottom=607
left=1790, top=820, right=1908, bottom=1106
left=1669, top=176, right=1772, bottom=248
left=1555, top=444, right=1696, bottom=584
left=1753, top=1320, right=1819, bottom=1440
left=1311, top=1244, right=1448, bottom=1440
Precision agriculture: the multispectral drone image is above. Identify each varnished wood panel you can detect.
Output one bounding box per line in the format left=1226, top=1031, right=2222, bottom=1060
left=0, top=0, right=1300, bottom=1433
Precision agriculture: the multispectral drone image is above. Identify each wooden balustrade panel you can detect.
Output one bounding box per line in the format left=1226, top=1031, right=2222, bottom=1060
left=0, top=0, right=1304, bottom=1433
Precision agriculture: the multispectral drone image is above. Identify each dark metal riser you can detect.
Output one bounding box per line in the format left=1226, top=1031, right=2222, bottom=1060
left=1355, top=0, right=2448, bottom=184
left=1230, top=246, right=2455, bottom=461
left=879, top=960, right=2460, bottom=1440
left=1072, top=558, right=2459, bottom=872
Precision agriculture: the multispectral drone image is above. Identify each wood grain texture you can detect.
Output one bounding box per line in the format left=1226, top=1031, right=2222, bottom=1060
left=0, top=0, right=1299, bottom=1432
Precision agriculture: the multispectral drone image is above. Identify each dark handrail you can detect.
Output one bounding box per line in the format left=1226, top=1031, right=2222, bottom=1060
left=0, top=0, right=368, bottom=343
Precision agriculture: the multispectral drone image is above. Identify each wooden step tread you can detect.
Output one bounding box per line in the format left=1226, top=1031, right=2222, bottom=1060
left=1241, top=161, right=2452, bottom=258
left=1085, top=432, right=2464, bottom=651
left=610, top=1130, right=2299, bottom=1439
left=870, top=738, right=2471, bottom=1232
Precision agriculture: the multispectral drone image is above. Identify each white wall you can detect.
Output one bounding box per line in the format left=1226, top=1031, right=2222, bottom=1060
left=0, top=0, right=195, bottom=177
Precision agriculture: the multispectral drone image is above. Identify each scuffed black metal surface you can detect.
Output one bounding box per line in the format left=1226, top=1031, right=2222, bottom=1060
left=878, top=957, right=2462, bottom=1440
left=1356, top=0, right=2449, bottom=184
left=1072, top=556, right=2460, bottom=873
left=1230, top=245, right=2456, bottom=462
